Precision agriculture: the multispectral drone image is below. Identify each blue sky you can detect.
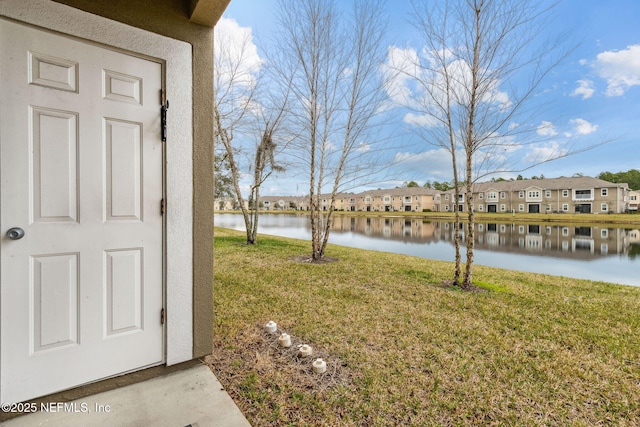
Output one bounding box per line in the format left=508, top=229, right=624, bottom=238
left=219, top=0, right=640, bottom=196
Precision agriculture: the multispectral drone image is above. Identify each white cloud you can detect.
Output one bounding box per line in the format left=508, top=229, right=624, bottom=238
left=569, top=118, right=598, bottom=135
left=392, top=148, right=453, bottom=179
left=592, top=44, right=640, bottom=96
left=403, top=112, right=439, bottom=127
left=356, top=141, right=370, bottom=153
left=522, top=142, right=568, bottom=164
left=382, top=46, right=421, bottom=106
left=383, top=44, right=512, bottom=122
left=571, top=79, right=595, bottom=99
left=323, top=139, right=337, bottom=152
left=214, top=17, right=263, bottom=89
left=479, top=77, right=512, bottom=111
left=536, top=121, right=558, bottom=137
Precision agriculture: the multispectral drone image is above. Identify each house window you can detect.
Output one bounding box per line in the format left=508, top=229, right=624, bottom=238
left=500, top=192, right=506, bottom=199
left=445, top=195, right=449, bottom=200
left=500, top=204, right=506, bottom=212
left=601, top=229, right=608, bottom=238
left=384, top=196, right=390, bottom=202
left=562, top=203, right=569, bottom=212
left=562, top=190, right=568, bottom=197
left=518, top=204, right=524, bottom=212
left=601, top=188, right=608, bottom=196
left=445, top=205, right=450, bottom=211
left=545, top=190, right=551, bottom=198
left=601, top=203, right=608, bottom=212
left=562, top=227, right=569, bottom=236
left=478, top=204, right=484, bottom=212
left=479, top=193, right=484, bottom=199
left=546, top=204, right=551, bottom=211
left=528, top=190, right=540, bottom=199
left=519, top=191, right=524, bottom=198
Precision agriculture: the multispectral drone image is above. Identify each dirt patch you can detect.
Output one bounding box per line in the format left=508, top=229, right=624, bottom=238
left=289, top=255, right=340, bottom=264
left=206, top=325, right=354, bottom=395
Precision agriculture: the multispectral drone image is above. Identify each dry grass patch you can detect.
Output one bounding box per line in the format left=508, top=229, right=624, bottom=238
left=206, top=324, right=354, bottom=425
left=210, top=228, right=640, bottom=426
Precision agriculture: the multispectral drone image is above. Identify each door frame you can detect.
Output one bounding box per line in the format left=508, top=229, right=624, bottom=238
left=0, top=0, right=194, bottom=369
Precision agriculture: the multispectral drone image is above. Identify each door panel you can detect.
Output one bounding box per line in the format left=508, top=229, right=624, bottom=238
left=105, top=248, right=143, bottom=336
left=1, top=19, right=164, bottom=403
left=31, top=107, right=80, bottom=223
left=32, top=253, right=80, bottom=352
left=105, top=119, right=143, bottom=221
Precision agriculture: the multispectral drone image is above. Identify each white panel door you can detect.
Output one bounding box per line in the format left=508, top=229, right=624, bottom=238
left=0, top=19, right=164, bottom=403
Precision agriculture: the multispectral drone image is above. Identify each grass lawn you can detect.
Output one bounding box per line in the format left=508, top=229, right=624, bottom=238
left=209, top=227, right=640, bottom=426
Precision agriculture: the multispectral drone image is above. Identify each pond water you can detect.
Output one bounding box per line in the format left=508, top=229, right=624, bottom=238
left=214, top=213, right=640, bottom=287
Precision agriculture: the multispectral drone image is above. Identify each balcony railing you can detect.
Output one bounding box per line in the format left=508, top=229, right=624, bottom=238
left=573, top=194, right=593, bottom=200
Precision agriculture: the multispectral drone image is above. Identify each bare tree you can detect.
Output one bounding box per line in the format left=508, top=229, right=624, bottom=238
left=274, top=0, right=388, bottom=261
left=244, top=104, right=289, bottom=243
left=396, top=0, right=581, bottom=289
left=214, top=20, right=289, bottom=244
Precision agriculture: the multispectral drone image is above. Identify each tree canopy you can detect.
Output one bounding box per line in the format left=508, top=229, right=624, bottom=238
left=598, top=169, right=640, bottom=190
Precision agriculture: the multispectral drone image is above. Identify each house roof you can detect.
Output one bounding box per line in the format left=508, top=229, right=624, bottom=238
left=253, top=176, right=629, bottom=203
left=446, top=176, right=629, bottom=194
left=359, top=187, right=440, bottom=197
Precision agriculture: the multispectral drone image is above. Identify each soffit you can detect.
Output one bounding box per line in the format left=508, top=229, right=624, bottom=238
left=188, top=0, right=231, bottom=27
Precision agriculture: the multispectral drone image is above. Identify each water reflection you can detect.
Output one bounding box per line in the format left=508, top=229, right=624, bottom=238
left=214, top=214, right=639, bottom=286
left=327, top=216, right=639, bottom=261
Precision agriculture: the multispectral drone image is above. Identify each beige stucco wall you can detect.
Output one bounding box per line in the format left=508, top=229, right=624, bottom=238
left=52, top=0, right=226, bottom=358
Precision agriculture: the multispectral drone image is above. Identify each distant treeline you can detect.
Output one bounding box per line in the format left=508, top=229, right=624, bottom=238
left=598, top=169, right=640, bottom=191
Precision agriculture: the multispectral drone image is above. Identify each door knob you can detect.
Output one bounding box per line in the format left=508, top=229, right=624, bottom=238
left=6, top=227, right=25, bottom=240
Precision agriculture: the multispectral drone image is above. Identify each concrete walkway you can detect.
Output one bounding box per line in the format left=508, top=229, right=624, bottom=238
left=1, top=365, right=250, bottom=427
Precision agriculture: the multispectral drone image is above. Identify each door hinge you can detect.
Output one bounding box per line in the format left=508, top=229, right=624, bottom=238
left=161, top=308, right=165, bottom=325
left=160, top=198, right=166, bottom=215
left=161, top=98, right=169, bottom=142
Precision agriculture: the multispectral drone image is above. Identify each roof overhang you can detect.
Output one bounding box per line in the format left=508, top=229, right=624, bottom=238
left=188, top=0, right=231, bottom=27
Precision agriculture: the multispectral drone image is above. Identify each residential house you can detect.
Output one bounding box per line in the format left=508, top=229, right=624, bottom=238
left=628, top=190, right=639, bottom=211
left=260, top=195, right=308, bottom=210
left=439, top=177, right=629, bottom=214
left=228, top=177, right=630, bottom=216
left=1, top=0, right=229, bottom=405
left=334, top=193, right=358, bottom=211
left=356, top=187, right=440, bottom=212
